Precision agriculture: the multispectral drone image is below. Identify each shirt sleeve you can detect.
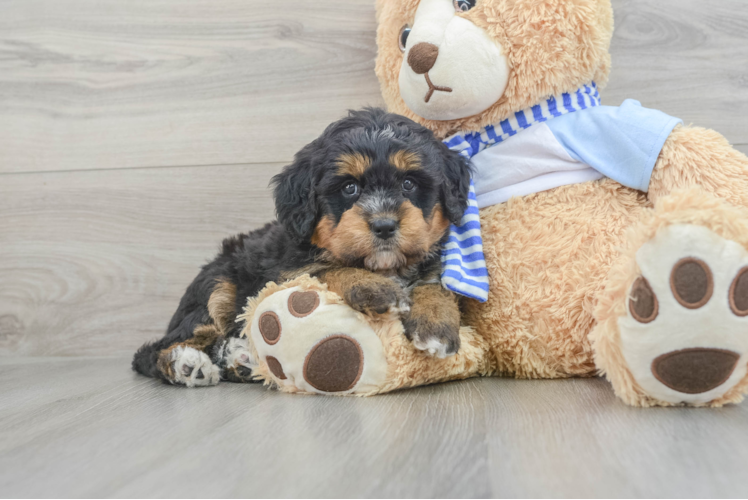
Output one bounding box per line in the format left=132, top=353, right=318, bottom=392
left=545, top=99, right=682, bottom=192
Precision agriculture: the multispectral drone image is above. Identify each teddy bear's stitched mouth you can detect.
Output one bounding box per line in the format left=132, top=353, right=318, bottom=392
left=423, top=73, right=452, bottom=103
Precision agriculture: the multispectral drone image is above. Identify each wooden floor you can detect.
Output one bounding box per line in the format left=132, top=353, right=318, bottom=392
left=1, top=0, right=748, bottom=497
left=1, top=357, right=748, bottom=498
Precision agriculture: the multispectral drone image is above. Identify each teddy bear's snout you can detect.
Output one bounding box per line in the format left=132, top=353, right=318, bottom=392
left=407, top=42, right=439, bottom=74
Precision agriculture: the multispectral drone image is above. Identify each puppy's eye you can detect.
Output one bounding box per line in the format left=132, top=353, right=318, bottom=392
left=342, top=182, right=359, bottom=196
left=402, top=179, right=416, bottom=193
left=398, top=25, right=411, bottom=52
left=453, top=0, right=476, bottom=12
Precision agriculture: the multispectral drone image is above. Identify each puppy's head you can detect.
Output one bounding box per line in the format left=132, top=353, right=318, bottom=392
left=272, top=108, right=470, bottom=272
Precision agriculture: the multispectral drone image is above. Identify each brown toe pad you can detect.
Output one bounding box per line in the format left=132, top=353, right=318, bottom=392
left=630, top=277, right=658, bottom=323
left=288, top=291, right=320, bottom=318
left=266, top=356, right=287, bottom=380
left=670, top=258, right=713, bottom=309
left=729, top=267, right=748, bottom=316
left=259, top=311, right=281, bottom=344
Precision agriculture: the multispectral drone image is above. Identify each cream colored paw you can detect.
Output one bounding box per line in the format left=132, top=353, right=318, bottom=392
left=619, top=224, right=748, bottom=405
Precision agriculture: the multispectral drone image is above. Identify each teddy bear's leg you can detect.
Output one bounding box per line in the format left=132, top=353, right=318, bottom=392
left=242, top=275, right=491, bottom=395
left=242, top=278, right=392, bottom=395
left=591, top=188, right=748, bottom=407
left=649, top=125, right=748, bottom=209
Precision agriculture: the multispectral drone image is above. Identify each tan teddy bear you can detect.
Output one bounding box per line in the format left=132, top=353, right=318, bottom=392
left=240, top=0, right=748, bottom=407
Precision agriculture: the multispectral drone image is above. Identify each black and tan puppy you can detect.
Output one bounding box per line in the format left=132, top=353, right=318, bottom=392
left=132, top=108, right=470, bottom=387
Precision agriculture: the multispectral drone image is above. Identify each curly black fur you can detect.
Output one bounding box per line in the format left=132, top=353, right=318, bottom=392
left=132, top=108, right=470, bottom=382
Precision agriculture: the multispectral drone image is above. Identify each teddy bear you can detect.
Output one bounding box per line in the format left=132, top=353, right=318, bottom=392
left=238, top=0, right=748, bottom=407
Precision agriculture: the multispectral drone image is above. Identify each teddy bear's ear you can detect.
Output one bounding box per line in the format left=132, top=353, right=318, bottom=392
left=271, top=144, right=320, bottom=245
left=438, top=147, right=471, bottom=226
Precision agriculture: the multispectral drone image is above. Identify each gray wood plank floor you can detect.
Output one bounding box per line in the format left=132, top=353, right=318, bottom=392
left=2, top=0, right=748, bottom=497
left=1, top=357, right=748, bottom=498
left=1, top=0, right=748, bottom=358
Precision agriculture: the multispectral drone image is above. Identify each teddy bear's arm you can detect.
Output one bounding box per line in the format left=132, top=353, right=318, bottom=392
left=401, top=283, right=461, bottom=358
left=649, top=125, right=748, bottom=210
left=317, top=267, right=409, bottom=316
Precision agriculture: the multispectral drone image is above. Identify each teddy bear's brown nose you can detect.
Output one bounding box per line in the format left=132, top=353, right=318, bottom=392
left=407, top=42, right=439, bottom=74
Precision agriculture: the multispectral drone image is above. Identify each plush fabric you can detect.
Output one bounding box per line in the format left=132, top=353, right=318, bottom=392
left=374, top=0, right=748, bottom=407
left=376, top=0, right=614, bottom=139
left=243, top=0, right=748, bottom=406
left=239, top=275, right=491, bottom=396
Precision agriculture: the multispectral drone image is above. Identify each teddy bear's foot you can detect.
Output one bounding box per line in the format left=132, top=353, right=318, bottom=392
left=621, top=224, right=748, bottom=405
left=595, top=211, right=748, bottom=406
left=242, top=281, right=389, bottom=395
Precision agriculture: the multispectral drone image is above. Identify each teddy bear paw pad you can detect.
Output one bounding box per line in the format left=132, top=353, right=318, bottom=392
left=247, top=285, right=387, bottom=395
left=619, top=224, right=748, bottom=404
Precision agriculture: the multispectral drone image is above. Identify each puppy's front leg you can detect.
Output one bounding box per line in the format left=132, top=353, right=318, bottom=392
left=318, top=268, right=409, bottom=316
left=403, top=284, right=461, bottom=358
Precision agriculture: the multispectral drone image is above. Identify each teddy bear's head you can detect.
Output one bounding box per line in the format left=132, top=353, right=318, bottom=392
left=375, top=0, right=614, bottom=138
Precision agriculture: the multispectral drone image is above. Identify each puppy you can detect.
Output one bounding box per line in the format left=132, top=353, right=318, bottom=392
left=132, top=108, right=471, bottom=386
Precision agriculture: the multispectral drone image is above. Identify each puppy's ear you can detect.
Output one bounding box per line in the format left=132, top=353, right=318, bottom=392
left=272, top=145, right=319, bottom=244
left=439, top=147, right=471, bottom=225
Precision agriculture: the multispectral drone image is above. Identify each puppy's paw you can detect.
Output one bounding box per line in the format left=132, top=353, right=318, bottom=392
left=402, top=314, right=460, bottom=358
left=162, top=346, right=221, bottom=387
left=345, top=279, right=409, bottom=316
left=218, top=337, right=258, bottom=383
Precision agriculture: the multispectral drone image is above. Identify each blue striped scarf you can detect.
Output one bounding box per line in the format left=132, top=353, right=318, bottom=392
left=441, top=83, right=601, bottom=301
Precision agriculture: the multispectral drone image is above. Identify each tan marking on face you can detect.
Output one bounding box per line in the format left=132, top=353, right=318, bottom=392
left=313, top=200, right=449, bottom=271
left=399, top=200, right=450, bottom=256
left=389, top=150, right=421, bottom=172
left=336, top=153, right=371, bottom=178
left=207, top=280, right=237, bottom=334
left=311, top=208, right=374, bottom=262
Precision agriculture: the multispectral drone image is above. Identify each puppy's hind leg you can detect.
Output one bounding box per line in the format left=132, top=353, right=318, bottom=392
left=155, top=325, right=223, bottom=387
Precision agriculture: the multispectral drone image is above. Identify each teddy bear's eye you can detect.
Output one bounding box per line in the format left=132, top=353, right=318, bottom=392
left=453, top=0, right=476, bottom=12
left=398, top=25, right=411, bottom=52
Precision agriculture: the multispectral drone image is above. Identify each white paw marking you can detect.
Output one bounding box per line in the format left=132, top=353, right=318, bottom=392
left=412, top=336, right=453, bottom=359
left=619, top=225, right=748, bottom=404
left=171, top=346, right=220, bottom=387
left=224, top=337, right=258, bottom=372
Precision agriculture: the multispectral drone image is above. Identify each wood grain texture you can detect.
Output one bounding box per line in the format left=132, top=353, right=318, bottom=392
left=0, top=357, right=747, bottom=498
left=1, top=0, right=746, bottom=174
left=0, top=0, right=383, bottom=173
left=606, top=0, right=748, bottom=146
left=0, top=164, right=281, bottom=356
left=0, top=0, right=747, bottom=359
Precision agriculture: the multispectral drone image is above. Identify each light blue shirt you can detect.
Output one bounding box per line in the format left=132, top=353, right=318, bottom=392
left=546, top=99, right=682, bottom=192
left=442, top=85, right=681, bottom=301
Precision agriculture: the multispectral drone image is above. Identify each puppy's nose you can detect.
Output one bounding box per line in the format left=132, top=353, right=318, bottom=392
left=371, top=219, right=398, bottom=240
left=407, top=42, right=439, bottom=74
